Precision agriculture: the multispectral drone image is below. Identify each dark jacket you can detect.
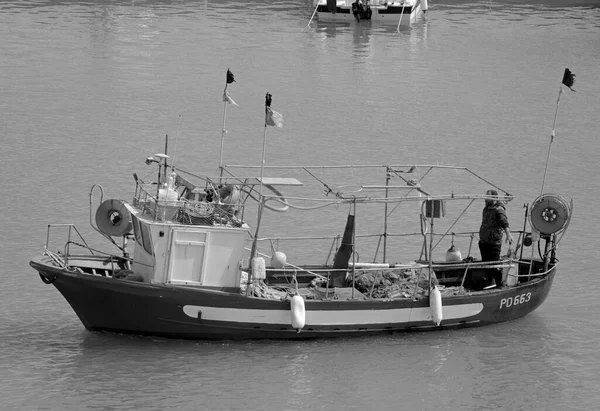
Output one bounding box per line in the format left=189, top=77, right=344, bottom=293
left=479, top=203, right=509, bottom=245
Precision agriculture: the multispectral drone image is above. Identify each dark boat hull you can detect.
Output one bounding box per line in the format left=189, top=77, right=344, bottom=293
left=31, top=255, right=556, bottom=340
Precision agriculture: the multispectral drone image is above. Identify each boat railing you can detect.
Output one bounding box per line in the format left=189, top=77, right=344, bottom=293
left=43, top=223, right=131, bottom=273
left=253, top=226, right=548, bottom=294
left=45, top=223, right=93, bottom=260
left=133, top=181, right=244, bottom=227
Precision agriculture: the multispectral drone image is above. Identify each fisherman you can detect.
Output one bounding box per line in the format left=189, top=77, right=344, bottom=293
left=479, top=189, right=514, bottom=287
left=352, top=0, right=364, bottom=21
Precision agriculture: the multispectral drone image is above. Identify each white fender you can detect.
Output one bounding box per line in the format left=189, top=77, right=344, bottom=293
left=429, top=285, right=442, bottom=326
left=290, top=295, right=306, bottom=331
left=251, top=257, right=266, bottom=280
left=422, top=0, right=428, bottom=12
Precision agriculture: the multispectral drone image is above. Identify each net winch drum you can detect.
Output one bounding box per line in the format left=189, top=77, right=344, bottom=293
left=96, top=199, right=133, bottom=237
left=529, top=194, right=570, bottom=235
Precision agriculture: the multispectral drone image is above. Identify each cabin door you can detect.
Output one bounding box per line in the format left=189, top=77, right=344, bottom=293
left=167, top=229, right=209, bottom=284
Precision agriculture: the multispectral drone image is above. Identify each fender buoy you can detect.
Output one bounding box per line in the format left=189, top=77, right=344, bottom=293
left=430, top=285, right=442, bottom=326
left=290, top=295, right=306, bottom=332
left=271, top=251, right=287, bottom=269
left=530, top=194, right=570, bottom=235
left=446, top=244, right=462, bottom=262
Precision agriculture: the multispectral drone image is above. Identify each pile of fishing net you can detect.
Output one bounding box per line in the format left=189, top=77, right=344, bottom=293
left=352, top=267, right=439, bottom=299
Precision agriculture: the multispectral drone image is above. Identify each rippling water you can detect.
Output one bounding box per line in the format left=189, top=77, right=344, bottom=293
left=2, top=1, right=599, bottom=410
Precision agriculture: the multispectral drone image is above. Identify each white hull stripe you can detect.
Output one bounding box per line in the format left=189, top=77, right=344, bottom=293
left=182, top=303, right=484, bottom=325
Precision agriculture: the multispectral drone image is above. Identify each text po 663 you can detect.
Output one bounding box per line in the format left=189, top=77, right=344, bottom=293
left=500, top=292, right=531, bottom=309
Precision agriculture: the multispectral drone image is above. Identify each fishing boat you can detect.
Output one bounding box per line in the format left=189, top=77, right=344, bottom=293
left=311, top=0, right=427, bottom=26
left=30, top=137, right=572, bottom=340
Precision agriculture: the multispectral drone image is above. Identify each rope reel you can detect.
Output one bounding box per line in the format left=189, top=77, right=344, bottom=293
left=95, top=199, right=133, bottom=237
left=529, top=193, right=571, bottom=235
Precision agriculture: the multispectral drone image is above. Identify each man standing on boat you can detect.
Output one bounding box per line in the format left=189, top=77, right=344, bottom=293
left=479, top=189, right=514, bottom=287
left=352, top=0, right=364, bottom=22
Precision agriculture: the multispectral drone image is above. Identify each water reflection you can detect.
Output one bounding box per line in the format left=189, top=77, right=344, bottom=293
left=315, top=20, right=348, bottom=39
left=352, top=24, right=372, bottom=59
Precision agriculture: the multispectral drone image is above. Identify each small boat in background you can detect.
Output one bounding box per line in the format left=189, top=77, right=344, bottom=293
left=313, top=0, right=427, bottom=26
left=29, top=136, right=572, bottom=340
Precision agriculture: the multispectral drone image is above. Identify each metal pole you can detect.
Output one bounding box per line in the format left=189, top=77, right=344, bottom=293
left=541, top=86, right=563, bottom=194
left=383, top=168, right=390, bottom=262
left=351, top=200, right=356, bottom=299
left=218, top=100, right=228, bottom=182
left=247, top=96, right=271, bottom=295
left=428, top=216, right=434, bottom=290
left=259, top=105, right=269, bottom=200
left=520, top=203, right=529, bottom=261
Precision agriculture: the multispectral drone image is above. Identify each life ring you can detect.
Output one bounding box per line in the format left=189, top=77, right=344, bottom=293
left=530, top=194, right=570, bottom=235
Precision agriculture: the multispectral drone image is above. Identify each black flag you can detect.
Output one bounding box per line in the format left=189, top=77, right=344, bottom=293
left=562, top=68, right=575, bottom=91
left=226, top=69, right=235, bottom=84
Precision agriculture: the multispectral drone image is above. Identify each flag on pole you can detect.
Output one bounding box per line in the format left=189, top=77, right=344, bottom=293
left=266, top=107, right=284, bottom=128
left=226, top=69, right=235, bottom=84
left=265, top=92, right=283, bottom=128
left=562, top=68, right=576, bottom=91
left=223, top=88, right=238, bottom=106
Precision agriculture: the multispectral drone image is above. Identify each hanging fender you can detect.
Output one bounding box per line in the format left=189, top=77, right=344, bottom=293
left=290, top=295, right=306, bottom=332
left=429, top=285, right=442, bottom=326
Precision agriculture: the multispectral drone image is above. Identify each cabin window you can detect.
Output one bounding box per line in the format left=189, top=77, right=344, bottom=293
left=139, top=220, right=153, bottom=255
left=132, top=215, right=143, bottom=247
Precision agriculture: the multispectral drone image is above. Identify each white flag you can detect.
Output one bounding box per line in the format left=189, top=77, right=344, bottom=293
left=266, top=107, right=283, bottom=128
left=223, top=88, right=238, bottom=106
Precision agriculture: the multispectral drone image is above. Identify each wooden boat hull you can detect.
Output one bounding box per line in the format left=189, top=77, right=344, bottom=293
left=31, top=254, right=556, bottom=340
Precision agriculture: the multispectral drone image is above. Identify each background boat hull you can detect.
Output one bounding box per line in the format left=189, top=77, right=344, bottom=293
left=316, top=3, right=423, bottom=25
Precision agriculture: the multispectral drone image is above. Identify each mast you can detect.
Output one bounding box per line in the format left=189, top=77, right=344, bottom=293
left=247, top=93, right=274, bottom=288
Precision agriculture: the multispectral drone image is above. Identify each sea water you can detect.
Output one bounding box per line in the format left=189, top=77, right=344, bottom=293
left=1, top=1, right=599, bottom=410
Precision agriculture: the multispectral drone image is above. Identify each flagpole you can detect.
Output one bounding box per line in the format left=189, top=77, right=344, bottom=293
left=259, top=95, right=271, bottom=201
left=219, top=69, right=236, bottom=181
left=248, top=95, right=271, bottom=280
left=218, top=92, right=228, bottom=182
left=540, top=85, right=563, bottom=195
